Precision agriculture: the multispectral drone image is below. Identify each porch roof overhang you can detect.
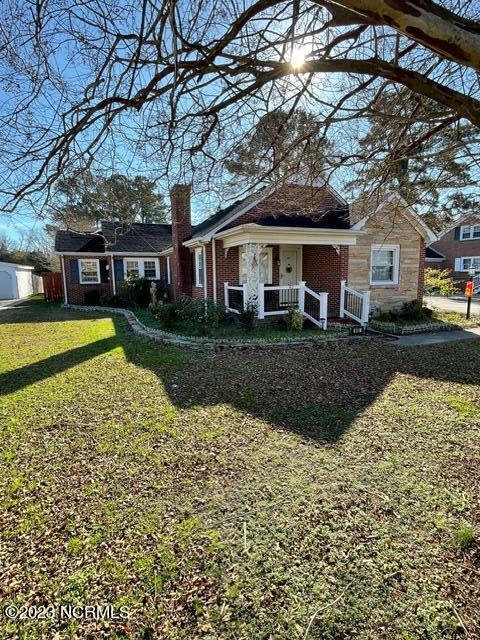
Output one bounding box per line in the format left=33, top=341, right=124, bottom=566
left=214, top=223, right=363, bottom=248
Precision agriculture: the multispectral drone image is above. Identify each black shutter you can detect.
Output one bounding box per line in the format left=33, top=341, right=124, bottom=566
left=100, top=260, right=109, bottom=283
left=70, top=259, right=79, bottom=284
left=114, top=259, right=124, bottom=282
left=454, top=227, right=461, bottom=240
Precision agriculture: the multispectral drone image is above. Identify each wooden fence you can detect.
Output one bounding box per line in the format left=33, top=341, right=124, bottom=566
left=42, top=272, right=64, bottom=302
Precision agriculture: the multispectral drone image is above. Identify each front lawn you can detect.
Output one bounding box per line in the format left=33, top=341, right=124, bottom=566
left=1, top=298, right=479, bottom=639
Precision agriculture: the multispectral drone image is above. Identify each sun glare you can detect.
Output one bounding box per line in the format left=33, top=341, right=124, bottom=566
left=290, top=46, right=307, bottom=70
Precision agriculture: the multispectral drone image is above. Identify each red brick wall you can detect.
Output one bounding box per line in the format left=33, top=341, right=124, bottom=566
left=302, top=246, right=348, bottom=316
left=430, top=216, right=480, bottom=285
left=63, top=256, right=112, bottom=305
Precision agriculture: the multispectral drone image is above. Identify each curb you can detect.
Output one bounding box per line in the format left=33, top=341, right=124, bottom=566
left=63, top=304, right=379, bottom=350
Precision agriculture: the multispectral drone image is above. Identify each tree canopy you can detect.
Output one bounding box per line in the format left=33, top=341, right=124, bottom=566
left=49, top=172, right=168, bottom=232
left=0, top=0, right=479, bottom=218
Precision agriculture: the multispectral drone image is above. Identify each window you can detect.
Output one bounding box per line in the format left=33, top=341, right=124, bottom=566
left=166, top=256, right=171, bottom=285
left=460, top=257, right=480, bottom=272
left=460, top=225, right=480, bottom=240
left=194, top=247, right=205, bottom=288
left=123, top=258, right=159, bottom=280
left=239, top=247, right=273, bottom=285
left=125, top=260, right=140, bottom=278
left=370, top=245, right=400, bottom=285
left=79, top=259, right=100, bottom=284
left=143, top=260, right=157, bottom=279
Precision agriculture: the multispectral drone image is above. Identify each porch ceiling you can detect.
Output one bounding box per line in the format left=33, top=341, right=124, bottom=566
left=215, top=223, right=363, bottom=248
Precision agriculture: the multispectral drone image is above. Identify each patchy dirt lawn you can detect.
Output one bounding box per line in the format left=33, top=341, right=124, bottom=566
left=0, top=299, right=479, bottom=639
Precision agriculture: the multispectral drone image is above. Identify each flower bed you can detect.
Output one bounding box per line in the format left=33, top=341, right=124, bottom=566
left=369, top=318, right=454, bottom=335
left=64, top=304, right=360, bottom=348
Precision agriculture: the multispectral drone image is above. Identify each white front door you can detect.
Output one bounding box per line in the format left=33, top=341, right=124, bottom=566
left=279, top=246, right=301, bottom=305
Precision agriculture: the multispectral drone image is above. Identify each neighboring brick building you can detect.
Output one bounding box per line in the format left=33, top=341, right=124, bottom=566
left=427, top=214, right=480, bottom=286
left=55, top=178, right=436, bottom=325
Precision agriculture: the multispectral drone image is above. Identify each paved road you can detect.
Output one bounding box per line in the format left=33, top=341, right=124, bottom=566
left=424, top=295, right=480, bottom=315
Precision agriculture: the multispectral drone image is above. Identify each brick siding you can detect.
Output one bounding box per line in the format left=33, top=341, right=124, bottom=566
left=63, top=256, right=112, bottom=305
left=429, top=215, right=480, bottom=286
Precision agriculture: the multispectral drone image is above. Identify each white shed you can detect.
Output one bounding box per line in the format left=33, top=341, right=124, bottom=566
left=0, top=261, right=40, bottom=300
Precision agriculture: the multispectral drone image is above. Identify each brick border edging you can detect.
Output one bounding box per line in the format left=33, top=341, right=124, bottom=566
left=63, top=304, right=378, bottom=349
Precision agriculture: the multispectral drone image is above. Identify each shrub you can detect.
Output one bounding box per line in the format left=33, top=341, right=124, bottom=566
left=99, top=293, right=125, bottom=307
left=83, top=289, right=101, bottom=305
left=284, top=306, right=304, bottom=331
left=238, top=302, right=256, bottom=332
left=118, top=276, right=152, bottom=308
left=154, top=301, right=179, bottom=329
left=375, top=300, right=433, bottom=323
left=176, top=296, right=227, bottom=335
left=424, top=268, right=460, bottom=296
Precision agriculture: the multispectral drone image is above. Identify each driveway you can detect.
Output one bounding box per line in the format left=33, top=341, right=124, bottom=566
left=424, top=295, right=480, bottom=315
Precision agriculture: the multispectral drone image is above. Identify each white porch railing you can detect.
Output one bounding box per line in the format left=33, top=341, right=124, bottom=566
left=224, top=282, right=246, bottom=314
left=340, top=280, right=370, bottom=326
left=225, top=281, right=330, bottom=330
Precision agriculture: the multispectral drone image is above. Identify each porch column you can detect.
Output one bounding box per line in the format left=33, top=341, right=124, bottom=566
left=243, top=243, right=264, bottom=309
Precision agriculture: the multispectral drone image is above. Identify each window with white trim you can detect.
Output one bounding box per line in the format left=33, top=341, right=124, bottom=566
left=370, top=245, right=400, bottom=285
left=194, top=247, right=205, bottom=287
left=461, top=256, right=480, bottom=272
left=123, top=258, right=159, bottom=280
left=460, top=224, right=480, bottom=240
left=239, top=247, right=273, bottom=285
left=79, top=259, right=100, bottom=284
left=166, top=256, right=171, bottom=285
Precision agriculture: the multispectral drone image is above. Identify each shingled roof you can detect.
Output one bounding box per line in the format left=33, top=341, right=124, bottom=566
left=54, top=230, right=105, bottom=253
left=55, top=222, right=172, bottom=253
left=101, top=221, right=172, bottom=252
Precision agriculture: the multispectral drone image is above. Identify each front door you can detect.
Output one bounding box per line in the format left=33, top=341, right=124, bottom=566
left=279, top=246, right=301, bottom=305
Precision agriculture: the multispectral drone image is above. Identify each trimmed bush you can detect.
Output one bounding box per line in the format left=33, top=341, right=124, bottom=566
left=83, top=289, right=101, bottom=305
left=175, top=296, right=228, bottom=335
left=154, top=301, right=179, bottom=328
left=99, top=293, right=125, bottom=307
left=284, top=306, right=304, bottom=331
left=375, top=299, right=432, bottom=323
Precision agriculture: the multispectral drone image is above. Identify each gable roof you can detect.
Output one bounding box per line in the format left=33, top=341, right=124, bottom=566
left=425, top=246, right=445, bottom=260
left=435, top=212, right=480, bottom=240
left=351, top=192, right=437, bottom=243
left=188, top=181, right=349, bottom=243
left=55, top=222, right=172, bottom=254
left=188, top=190, right=269, bottom=242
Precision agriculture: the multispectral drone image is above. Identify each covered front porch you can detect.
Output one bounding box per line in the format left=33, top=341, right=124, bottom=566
left=215, top=223, right=369, bottom=329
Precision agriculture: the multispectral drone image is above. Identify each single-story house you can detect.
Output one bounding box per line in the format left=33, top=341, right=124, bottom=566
left=427, top=213, right=480, bottom=287
left=0, top=261, right=42, bottom=300
left=55, top=177, right=436, bottom=328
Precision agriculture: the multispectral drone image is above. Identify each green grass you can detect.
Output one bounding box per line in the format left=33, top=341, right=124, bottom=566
left=0, top=298, right=479, bottom=638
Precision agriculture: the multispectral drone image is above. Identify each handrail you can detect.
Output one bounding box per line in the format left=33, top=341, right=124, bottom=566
left=340, top=280, right=370, bottom=326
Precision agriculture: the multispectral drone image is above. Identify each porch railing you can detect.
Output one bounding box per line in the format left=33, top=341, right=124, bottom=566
left=258, top=282, right=328, bottom=330
left=224, top=282, right=246, bottom=314
left=225, top=281, right=331, bottom=330
left=340, top=280, right=370, bottom=326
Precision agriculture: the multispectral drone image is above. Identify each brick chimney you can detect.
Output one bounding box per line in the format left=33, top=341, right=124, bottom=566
left=170, top=184, right=192, bottom=299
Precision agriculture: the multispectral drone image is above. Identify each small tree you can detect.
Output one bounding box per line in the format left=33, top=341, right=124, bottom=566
left=424, top=268, right=460, bottom=297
